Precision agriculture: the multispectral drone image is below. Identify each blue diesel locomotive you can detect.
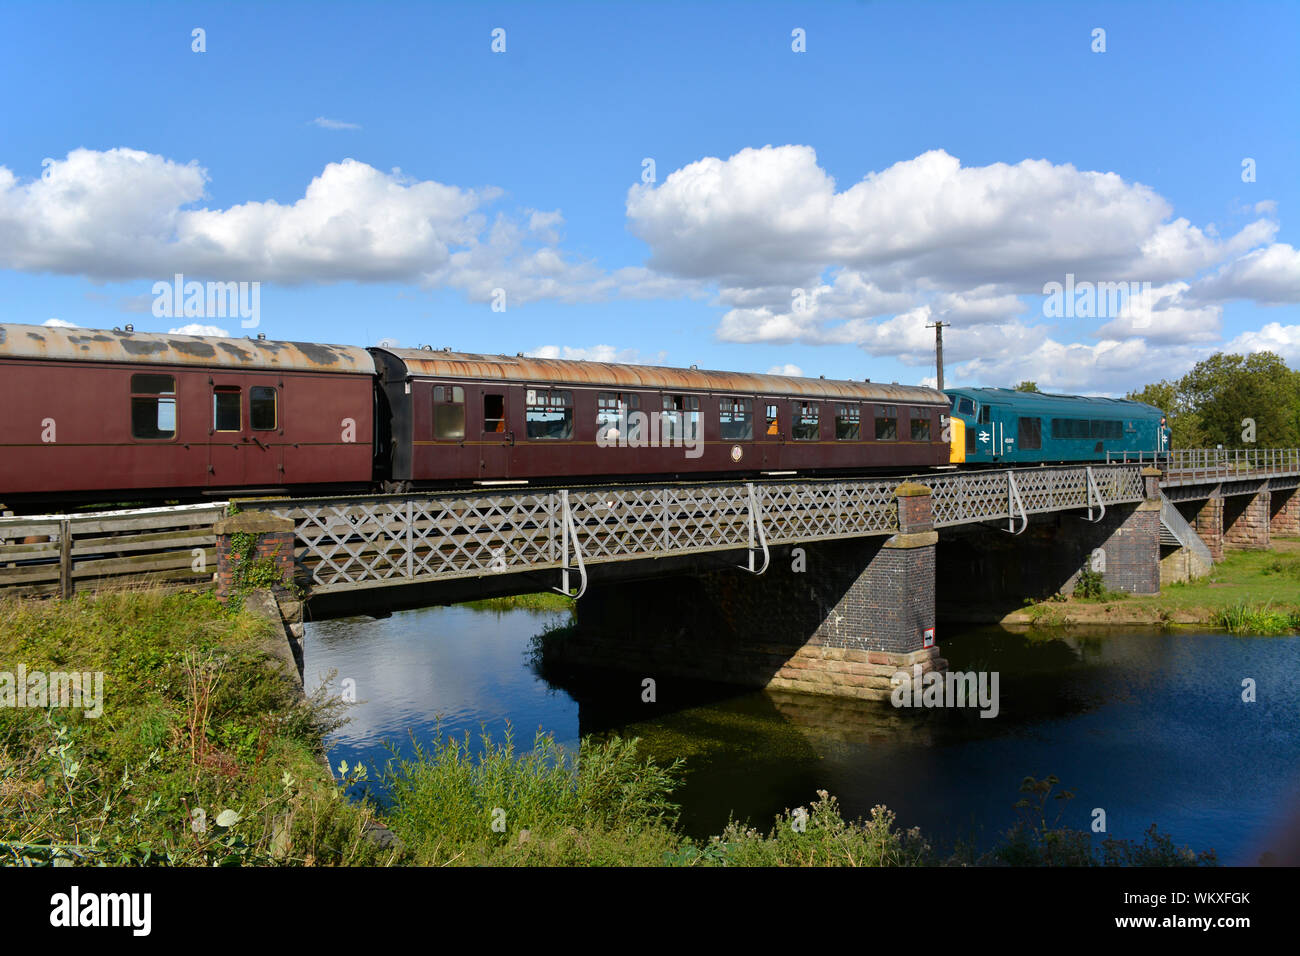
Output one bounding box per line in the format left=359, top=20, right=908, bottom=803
left=944, top=387, right=1165, bottom=465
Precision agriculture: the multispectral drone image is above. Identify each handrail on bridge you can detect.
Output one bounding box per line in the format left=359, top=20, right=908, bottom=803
left=1106, top=447, right=1300, bottom=484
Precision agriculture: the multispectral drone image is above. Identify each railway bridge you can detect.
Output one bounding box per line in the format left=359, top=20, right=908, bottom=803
left=3, top=450, right=1298, bottom=701
left=218, top=449, right=1300, bottom=700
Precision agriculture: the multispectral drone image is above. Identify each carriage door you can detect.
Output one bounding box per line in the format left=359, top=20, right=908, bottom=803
left=478, top=386, right=512, bottom=480
left=207, top=379, right=282, bottom=488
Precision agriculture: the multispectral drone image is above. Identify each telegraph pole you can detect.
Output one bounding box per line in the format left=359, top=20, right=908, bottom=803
left=926, top=321, right=948, bottom=391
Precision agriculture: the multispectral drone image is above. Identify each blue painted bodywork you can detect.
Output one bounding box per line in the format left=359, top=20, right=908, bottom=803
left=944, top=387, right=1165, bottom=464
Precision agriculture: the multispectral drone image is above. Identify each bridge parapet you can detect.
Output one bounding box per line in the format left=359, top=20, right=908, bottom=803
left=233, top=464, right=1147, bottom=598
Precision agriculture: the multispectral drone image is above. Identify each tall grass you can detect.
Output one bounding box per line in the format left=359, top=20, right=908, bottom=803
left=380, top=727, right=686, bottom=865
left=1215, top=600, right=1300, bottom=635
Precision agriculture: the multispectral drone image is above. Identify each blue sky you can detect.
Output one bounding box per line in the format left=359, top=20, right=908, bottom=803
left=1, top=0, right=1297, bottom=393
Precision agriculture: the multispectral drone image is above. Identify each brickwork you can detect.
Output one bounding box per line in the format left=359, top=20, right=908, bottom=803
left=1192, top=496, right=1224, bottom=562
left=1223, top=490, right=1270, bottom=551
left=1269, top=488, right=1300, bottom=537
left=214, top=512, right=297, bottom=600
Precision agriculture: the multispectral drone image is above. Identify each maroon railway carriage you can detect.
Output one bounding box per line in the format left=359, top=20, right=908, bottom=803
left=0, top=324, right=375, bottom=509
left=370, top=347, right=950, bottom=486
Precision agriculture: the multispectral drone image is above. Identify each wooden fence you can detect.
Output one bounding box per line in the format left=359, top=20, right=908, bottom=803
left=0, top=503, right=224, bottom=599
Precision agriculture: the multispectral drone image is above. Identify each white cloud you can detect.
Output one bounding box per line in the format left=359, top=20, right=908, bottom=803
left=766, top=363, right=803, bottom=377
left=1191, top=243, right=1300, bottom=306
left=1093, top=282, right=1222, bottom=344
left=0, top=149, right=603, bottom=304
left=311, top=117, right=361, bottom=130
left=527, top=344, right=666, bottom=365
left=1223, top=322, right=1300, bottom=364
left=168, top=323, right=230, bottom=337
left=627, top=146, right=1272, bottom=298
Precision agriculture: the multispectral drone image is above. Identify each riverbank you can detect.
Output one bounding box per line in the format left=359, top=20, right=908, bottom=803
left=2, top=588, right=1222, bottom=866
left=964, top=544, right=1300, bottom=632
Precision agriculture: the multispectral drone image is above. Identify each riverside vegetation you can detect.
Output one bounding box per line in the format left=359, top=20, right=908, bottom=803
left=1, top=589, right=1217, bottom=866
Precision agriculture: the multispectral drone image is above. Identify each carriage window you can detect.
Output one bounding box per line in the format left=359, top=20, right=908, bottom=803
left=719, top=397, right=753, bottom=441
left=910, top=407, right=931, bottom=441
left=433, top=385, right=465, bottom=440
left=1018, top=416, right=1042, bottom=450
left=526, top=389, right=573, bottom=439
left=213, top=387, right=241, bottom=432
left=792, top=402, right=819, bottom=441
left=875, top=405, right=898, bottom=441
left=250, top=386, right=277, bottom=431
left=765, top=404, right=779, bottom=436
left=130, top=374, right=176, bottom=440
left=597, top=392, right=640, bottom=443
left=661, top=394, right=700, bottom=442
left=483, top=393, right=505, bottom=433
left=835, top=405, right=860, bottom=440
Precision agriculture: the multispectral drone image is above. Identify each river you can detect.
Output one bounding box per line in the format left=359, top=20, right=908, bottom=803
left=303, top=604, right=1300, bottom=864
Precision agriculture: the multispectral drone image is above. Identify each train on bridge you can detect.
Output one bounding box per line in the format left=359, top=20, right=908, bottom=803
left=0, top=323, right=1165, bottom=509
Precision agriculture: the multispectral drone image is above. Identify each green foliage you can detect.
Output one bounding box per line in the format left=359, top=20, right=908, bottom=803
left=0, top=590, right=386, bottom=866
left=707, top=791, right=934, bottom=867
left=381, top=726, right=686, bottom=865
left=1127, top=351, right=1300, bottom=449
left=1074, top=565, right=1105, bottom=599
left=460, top=592, right=575, bottom=613
left=1215, top=600, right=1300, bottom=635
left=1013, top=381, right=1041, bottom=393
left=985, top=775, right=1216, bottom=867
left=225, top=530, right=295, bottom=608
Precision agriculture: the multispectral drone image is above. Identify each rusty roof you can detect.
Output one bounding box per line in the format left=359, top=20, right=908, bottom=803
left=376, top=348, right=946, bottom=404
left=0, top=324, right=375, bottom=374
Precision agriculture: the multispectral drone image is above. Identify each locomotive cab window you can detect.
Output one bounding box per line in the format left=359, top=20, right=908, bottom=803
left=909, top=407, right=931, bottom=441
left=433, top=385, right=465, bottom=440
left=719, top=397, right=753, bottom=441
left=597, top=392, right=640, bottom=443
left=956, top=397, right=975, bottom=417
left=875, top=405, right=897, bottom=441
left=130, top=374, right=176, bottom=440
left=526, top=389, right=573, bottom=440
left=250, top=386, right=278, bottom=431
left=792, top=402, right=819, bottom=441
left=213, top=387, right=241, bottom=432
left=835, top=405, right=860, bottom=440
left=483, top=393, right=506, bottom=433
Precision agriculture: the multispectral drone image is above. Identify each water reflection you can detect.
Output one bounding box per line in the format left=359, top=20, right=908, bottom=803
left=305, top=607, right=1300, bottom=864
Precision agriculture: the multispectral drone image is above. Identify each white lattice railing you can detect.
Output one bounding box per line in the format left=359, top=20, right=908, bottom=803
left=242, top=465, right=1148, bottom=594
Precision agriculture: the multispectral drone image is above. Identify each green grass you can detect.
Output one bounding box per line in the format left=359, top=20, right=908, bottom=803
left=1214, top=600, right=1300, bottom=635
left=1, top=589, right=1220, bottom=867
left=1130, top=549, right=1300, bottom=615
left=0, top=588, right=386, bottom=865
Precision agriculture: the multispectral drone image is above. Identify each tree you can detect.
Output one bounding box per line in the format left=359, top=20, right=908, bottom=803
left=1178, top=352, right=1300, bottom=448
left=1013, top=381, right=1041, bottom=393
left=1126, top=380, right=1203, bottom=448
left=1127, top=352, right=1300, bottom=449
